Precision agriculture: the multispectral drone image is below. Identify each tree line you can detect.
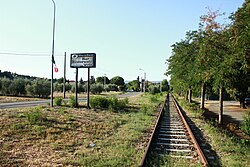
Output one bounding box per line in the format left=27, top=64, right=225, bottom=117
left=0, top=70, right=169, bottom=97
left=166, top=1, right=250, bottom=124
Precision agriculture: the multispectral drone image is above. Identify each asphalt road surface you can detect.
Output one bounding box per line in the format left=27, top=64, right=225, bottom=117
left=205, top=100, right=245, bottom=123
left=0, top=98, right=86, bottom=109
left=117, top=92, right=141, bottom=98
left=0, top=92, right=142, bottom=109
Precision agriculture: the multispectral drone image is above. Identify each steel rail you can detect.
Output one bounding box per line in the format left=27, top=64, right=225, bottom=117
left=138, top=95, right=168, bottom=167
left=172, top=95, right=209, bottom=167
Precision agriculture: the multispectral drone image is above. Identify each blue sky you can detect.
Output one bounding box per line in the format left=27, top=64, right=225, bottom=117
left=0, top=0, right=244, bottom=82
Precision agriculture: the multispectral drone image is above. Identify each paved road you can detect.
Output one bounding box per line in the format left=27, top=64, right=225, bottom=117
left=0, top=92, right=141, bottom=109
left=0, top=98, right=87, bottom=109
left=205, top=100, right=246, bottom=123
left=117, top=92, right=142, bottom=98
left=0, top=100, right=50, bottom=109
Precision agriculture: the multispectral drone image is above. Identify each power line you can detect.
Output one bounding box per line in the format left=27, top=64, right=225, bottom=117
left=0, top=52, right=63, bottom=57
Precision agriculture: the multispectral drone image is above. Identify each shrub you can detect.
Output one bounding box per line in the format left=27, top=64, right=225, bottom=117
left=241, top=111, right=250, bottom=135
left=107, top=84, right=118, bottom=92
left=149, top=95, right=159, bottom=103
left=90, top=96, right=109, bottom=109
left=25, top=111, right=45, bottom=125
left=148, top=85, right=160, bottom=94
left=109, top=97, right=128, bottom=111
left=90, top=84, right=103, bottom=94
left=90, top=96, right=128, bottom=111
left=54, top=97, right=63, bottom=106
left=104, top=85, right=111, bottom=92
left=69, top=95, right=77, bottom=107
left=108, top=97, right=119, bottom=110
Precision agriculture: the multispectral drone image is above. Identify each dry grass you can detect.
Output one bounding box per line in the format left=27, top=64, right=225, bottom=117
left=0, top=96, right=40, bottom=103
left=0, top=93, right=165, bottom=166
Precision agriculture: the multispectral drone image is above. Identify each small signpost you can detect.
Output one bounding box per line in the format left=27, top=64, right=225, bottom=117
left=70, top=53, right=96, bottom=108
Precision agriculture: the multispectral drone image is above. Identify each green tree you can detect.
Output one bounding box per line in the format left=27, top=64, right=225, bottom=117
left=90, top=83, right=103, bottom=94
left=192, top=9, right=228, bottom=111
left=26, top=84, right=36, bottom=97
left=54, top=83, right=63, bottom=92
left=9, top=78, right=27, bottom=95
left=227, top=0, right=250, bottom=108
left=78, top=83, right=86, bottom=93
left=26, top=79, right=50, bottom=98
left=90, top=76, right=95, bottom=84
left=106, top=84, right=118, bottom=92
left=127, top=80, right=140, bottom=92
left=110, top=76, right=125, bottom=86
left=79, top=77, right=84, bottom=84
left=166, top=31, right=200, bottom=102
left=96, top=76, right=110, bottom=85
left=0, top=77, right=11, bottom=95
left=148, top=84, right=160, bottom=94
left=161, top=79, right=169, bottom=92
left=0, top=79, right=2, bottom=93
left=57, top=77, right=64, bottom=84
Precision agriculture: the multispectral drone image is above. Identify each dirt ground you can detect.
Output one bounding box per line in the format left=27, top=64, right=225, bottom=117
left=204, top=100, right=250, bottom=140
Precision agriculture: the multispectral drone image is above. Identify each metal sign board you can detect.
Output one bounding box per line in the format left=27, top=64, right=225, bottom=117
left=70, top=53, right=96, bottom=68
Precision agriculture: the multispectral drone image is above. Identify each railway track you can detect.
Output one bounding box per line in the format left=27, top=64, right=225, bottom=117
left=139, top=94, right=209, bottom=167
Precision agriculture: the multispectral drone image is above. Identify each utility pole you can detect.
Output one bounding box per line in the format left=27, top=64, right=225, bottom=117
left=50, top=0, right=56, bottom=107
left=104, top=74, right=106, bottom=87
left=139, top=68, right=146, bottom=92
left=63, top=52, right=66, bottom=98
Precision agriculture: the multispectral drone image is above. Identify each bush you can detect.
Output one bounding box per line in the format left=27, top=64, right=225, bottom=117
left=107, top=84, right=118, bottom=92
left=109, top=97, right=129, bottom=111
left=241, top=111, right=250, bottom=135
left=90, top=96, right=128, bottom=111
left=90, top=96, right=109, bottom=109
left=149, top=95, right=159, bottom=103
left=25, top=111, right=45, bottom=125
left=69, top=95, right=77, bottom=107
left=54, top=97, right=63, bottom=106
left=104, top=85, right=111, bottom=92
left=90, top=84, right=103, bottom=94
left=148, top=85, right=160, bottom=94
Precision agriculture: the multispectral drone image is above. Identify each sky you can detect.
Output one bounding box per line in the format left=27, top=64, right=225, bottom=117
left=0, top=0, right=245, bottom=82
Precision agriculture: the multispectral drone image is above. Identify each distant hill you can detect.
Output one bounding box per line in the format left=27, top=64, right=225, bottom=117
left=0, top=70, right=38, bottom=80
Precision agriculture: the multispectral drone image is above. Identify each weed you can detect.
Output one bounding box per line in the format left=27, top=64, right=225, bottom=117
left=57, top=107, right=67, bottom=114
left=32, top=125, right=46, bottom=137
left=177, top=97, right=250, bottom=167
left=69, top=95, right=77, bottom=107
left=108, top=97, right=128, bottom=111
left=0, top=93, right=166, bottom=166
left=149, top=95, right=159, bottom=103
left=241, top=111, right=250, bottom=135
left=90, top=96, right=109, bottom=109
left=90, top=96, right=128, bottom=111
left=25, top=111, right=46, bottom=125
left=12, top=122, right=26, bottom=130
left=54, top=97, right=63, bottom=106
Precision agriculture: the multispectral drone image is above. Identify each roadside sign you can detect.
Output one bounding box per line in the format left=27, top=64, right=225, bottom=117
left=70, top=53, right=96, bottom=68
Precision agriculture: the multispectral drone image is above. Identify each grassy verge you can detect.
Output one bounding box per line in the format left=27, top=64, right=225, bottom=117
left=178, top=98, right=250, bottom=167
left=0, top=96, right=41, bottom=103
left=0, top=91, right=124, bottom=103
left=0, top=93, right=165, bottom=166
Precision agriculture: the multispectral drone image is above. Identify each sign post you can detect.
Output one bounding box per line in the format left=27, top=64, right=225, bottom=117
left=75, top=68, right=78, bottom=107
left=87, top=68, right=90, bottom=108
left=70, top=53, right=96, bottom=108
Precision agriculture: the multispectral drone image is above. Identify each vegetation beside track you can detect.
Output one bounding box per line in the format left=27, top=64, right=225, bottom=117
left=0, top=93, right=165, bottom=166
left=0, top=96, right=41, bottom=103
left=177, top=98, right=250, bottom=167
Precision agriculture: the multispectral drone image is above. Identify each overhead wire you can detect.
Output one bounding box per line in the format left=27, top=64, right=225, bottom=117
left=0, top=52, right=63, bottom=57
